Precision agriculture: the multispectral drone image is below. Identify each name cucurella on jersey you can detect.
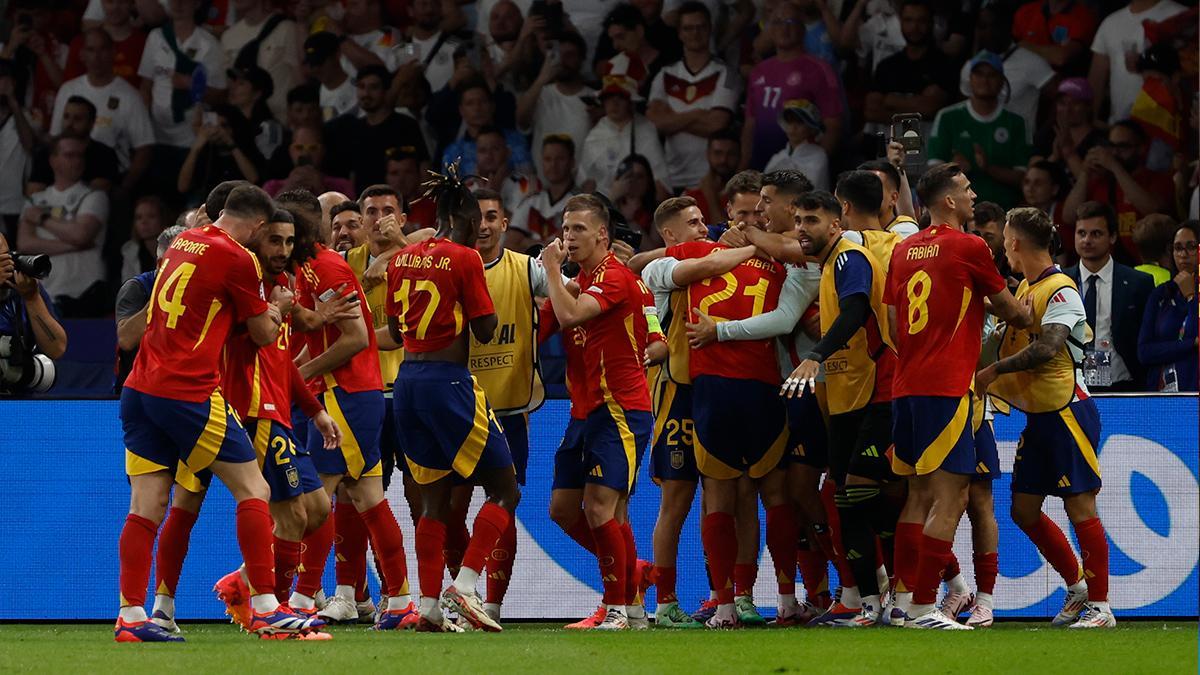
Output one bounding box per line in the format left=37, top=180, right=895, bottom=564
left=395, top=251, right=454, bottom=271
left=906, top=243, right=941, bottom=261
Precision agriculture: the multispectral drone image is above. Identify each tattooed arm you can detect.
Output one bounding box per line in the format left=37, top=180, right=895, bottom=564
left=975, top=324, right=1070, bottom=391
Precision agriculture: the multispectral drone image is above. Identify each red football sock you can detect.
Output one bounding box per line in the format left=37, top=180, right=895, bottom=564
left=444, top=508, right=470, bottom=576
left=765, top=505, right=798, bottom=595
left=1072, top=518, right=1109, bottom=602
left=913, top=534, right=954, bottom=606
left=796, top=548, right=828, bottom=600
left=592, top=519, right=627, bottom=606
left=236, top=499, right=276, bottom=597
left=564, top=514, right=597, bottom=555
left=359, top=500, right=410, bottom=598
left=655, top=565, right=678, bottom=604
left=485, top=517, right=518, bottom=605
left=701, top=512, right=736, bottom=605
left=821, top=487, right=855, bottom=588
left=463, top=502, right=510, bottom=576
left=942, top=552, right=961, bottom=581
left=296, top=516, right=334, bottom=597
left=154, top=506, right=198, bottom=597
left=892, top=521, right=922, bottom=593
left=620, top=522, right=638, bottom=605
left=973, top=552, right=998, bottom=595
left=1020, top=513, right=1082, bottom=586
left=811, top=525, right=839, bottom=564
left=415, top=517, right=447, bottom=600
left=334, top=503, right=368, bottom=592
left=119, top=513, right=157, bottom=608
left=733, top=563, right=756, bottom=597
left=273, top=537, right=301, bottom=602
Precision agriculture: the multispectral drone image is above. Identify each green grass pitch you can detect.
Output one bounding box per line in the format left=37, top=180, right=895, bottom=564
left=0, top=622, right=1196, bottom=673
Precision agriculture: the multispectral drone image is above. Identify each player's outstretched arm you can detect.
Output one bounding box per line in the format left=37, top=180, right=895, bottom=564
left=627, top=247, right=666, bottom=275
left=743, top=227, right=807, bottom=264
left=703, top=265, right=813, bottom=346
left=298, top=307, right=370, bottom=380
left=671, top=245, right=756, bottom=286
left=987, top=288, right=1035, bottom=329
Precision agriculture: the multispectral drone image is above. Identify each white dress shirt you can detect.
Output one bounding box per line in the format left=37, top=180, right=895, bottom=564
left=1079, top=256, right=1132, bottom=384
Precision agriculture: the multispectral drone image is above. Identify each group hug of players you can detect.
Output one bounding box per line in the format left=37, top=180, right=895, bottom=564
left=114, top=158, right=1116, bottom=642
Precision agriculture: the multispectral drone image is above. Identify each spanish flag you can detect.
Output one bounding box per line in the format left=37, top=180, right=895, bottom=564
left=1131, top=76, right=1181, bottom=149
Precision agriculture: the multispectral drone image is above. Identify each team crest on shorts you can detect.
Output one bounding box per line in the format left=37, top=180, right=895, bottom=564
left=286, top=467, right=300, bottom=488
left=670, top=449, right=684, bottom=470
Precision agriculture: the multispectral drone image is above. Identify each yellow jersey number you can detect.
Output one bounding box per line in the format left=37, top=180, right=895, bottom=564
left=392, top=279, right=447, bottom=339
left=149, top=258, right=197, bottom=329
left=695, top=273, right=771, bottom=321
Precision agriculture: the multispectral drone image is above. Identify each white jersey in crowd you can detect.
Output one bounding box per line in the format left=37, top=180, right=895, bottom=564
left=648, top=58, right=738, bottom=189
left=509, top=186, right=580, bottom=244
left=958, top=46, right=1053, bottom=143
left=856, top=3, right=905, bottom=75
left=1091, top=0, right=1186, bottom=123
left=25, top=183, right=109, bottom=300
left=321, top=77, right=359, bottom=121
left=526, top=83, right=596, bottom=182
left=50, top=75, right=154, bottom=172
left=411, top=31, right=461, bottom=93
left=578, top=114, right=670, bottom=195
left=763, top=142, right=830, bottom=191
left=342, top=27, right=408, bottom=75
left=0, top=116, right=28, bottom=216
left=220, top=14, right=301, bottom=122
left=561, top=0, right=623, bottom=61
left=138, top=25, right=228, bottom=148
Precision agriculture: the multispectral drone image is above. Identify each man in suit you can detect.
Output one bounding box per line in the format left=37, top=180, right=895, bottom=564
left=1065, top=201, right=1155, bottom=391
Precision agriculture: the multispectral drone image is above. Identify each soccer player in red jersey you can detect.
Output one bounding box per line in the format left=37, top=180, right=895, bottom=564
left=117, top=186, right=323, bottom=642
left=884, top=164, right=1031, bottom=629
left=664, top=210, right=789, bottom=629
left=209, top=210, right=346, bottom=633
left=541, top=194, right=657, bottom=631
left=387, top=171, right=518, bottom=633
left=277, top=190, right=417, bottom=631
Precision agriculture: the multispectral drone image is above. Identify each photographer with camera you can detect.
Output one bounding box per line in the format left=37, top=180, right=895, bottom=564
left=0, top=232, right=66, bottom=396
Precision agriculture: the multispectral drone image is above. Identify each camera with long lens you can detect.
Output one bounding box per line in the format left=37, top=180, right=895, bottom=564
left=10, top=252, right=52, bottom=280
left=0, top=333, right=56, bottom=394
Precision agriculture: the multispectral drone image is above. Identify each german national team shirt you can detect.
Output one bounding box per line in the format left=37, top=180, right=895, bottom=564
left=295, top=244, right=384, bottom=394
left=125, top=225, right=268, bottom=403
left=668, top=240, right=786, bottom=385
left=385, top=237, right=495, bottom=354
left=575, top=252, right=653, bottom=414
left=885, top=225, right=1006, bottom=398
left=744, top=55, right=843, bottom=169
left=223, top=274, right=322, bottom=426
left=648, top=58, right=738, bottom=188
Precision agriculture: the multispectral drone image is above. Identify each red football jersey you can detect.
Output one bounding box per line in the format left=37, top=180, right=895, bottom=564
left=885, top=225, right=1006, bottom=398
left=542, top=301, right=590, bottom=420
left=223, top=274, right=297, bottom=425
left=575, top=253, right=653, bottom=414
left=385, top=237, right=495, bottom=353
left=125, top=226, right=268, bottom=403
left=295, top=244, right=384, bottom=393
left=668, top=240, right=786, bottom=385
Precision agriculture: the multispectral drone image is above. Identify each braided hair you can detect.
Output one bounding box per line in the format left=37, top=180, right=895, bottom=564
left=420, top=160, right=482, bottom=246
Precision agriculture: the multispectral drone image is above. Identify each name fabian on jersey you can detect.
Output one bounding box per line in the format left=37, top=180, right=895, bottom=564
left=395, top=252, right=453, bottom=270
left=906, top=243, right=940, bottom=261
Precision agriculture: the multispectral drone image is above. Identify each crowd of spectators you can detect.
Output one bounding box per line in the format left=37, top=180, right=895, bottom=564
left=0, top=0, right=1195, bottom=391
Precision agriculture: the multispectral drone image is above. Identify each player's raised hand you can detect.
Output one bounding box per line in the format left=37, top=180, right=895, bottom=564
left=719, top=226, right=748, bottom=248
left=362, top=252, right=392, bottom=290
left=780, top=359, right=820, bottom=398
left=644, top=339, right=668, bottom=366
left=312, top=410, right=343, bottom=450
left=611, top=239, right=635, bottom=264
left=686, top=311, right=718, bottom=348
left=315, top=284, right=360, bottom=324
left=542, top=238, right=566, bottom=268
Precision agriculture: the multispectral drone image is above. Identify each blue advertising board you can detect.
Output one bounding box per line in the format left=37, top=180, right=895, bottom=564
left=0, top=396, right=1194, bottom=619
